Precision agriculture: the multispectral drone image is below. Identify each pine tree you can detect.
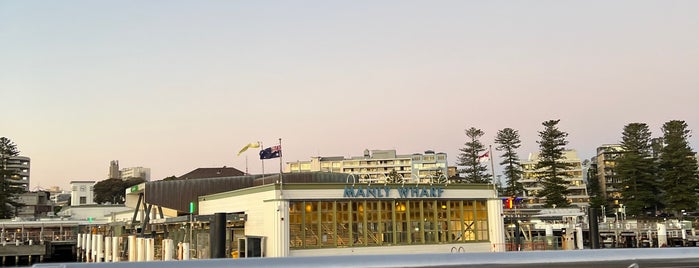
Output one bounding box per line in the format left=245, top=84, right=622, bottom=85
left=0, top=137, right=27, bottom=219
left=494, top=128, right=524, bottom=197
left=616, top=123, right=659, bottom=217
left=659, top=120, right=699, bottom=215
left=456, top=127, right=491, bottom=184
left=535, top=120, right=573, bottom=208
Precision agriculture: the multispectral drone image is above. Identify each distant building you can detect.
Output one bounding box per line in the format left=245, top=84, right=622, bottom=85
left=284, top=149, right=449, bottom=183
left=594, top=144, right=624, bottom=208
left=120, top=166, right=151, bottom=181
left=3, top=155, right=30, bottom=191
left=70, top=181, right=96, bottom=206
left=177, top=166, right=245, bottom=180
left=520, top=150, right=590, bottom=208
left=15, top=191, right=53, bottom=219
left=109, top=160, right=120, bottom=179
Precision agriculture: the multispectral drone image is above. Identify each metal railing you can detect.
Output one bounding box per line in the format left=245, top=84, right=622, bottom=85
left=32, top=248, right=699, bottom=268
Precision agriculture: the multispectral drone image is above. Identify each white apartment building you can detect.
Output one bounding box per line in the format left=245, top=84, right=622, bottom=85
left=284, top=149, right=448, bottom=183
left=120, top=166, right=151, bottom=181
left=520, top=150, right=590, bottom=208
left=70, top=181, right=96, bottom=206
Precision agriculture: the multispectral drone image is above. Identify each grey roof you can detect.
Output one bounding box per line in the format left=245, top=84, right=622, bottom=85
left=145, top=172, right=352, bottom=213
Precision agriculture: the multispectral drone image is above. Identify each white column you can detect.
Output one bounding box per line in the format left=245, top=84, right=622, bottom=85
left=77, top=234, right=82, bottom=260
left=182, top=243, right=190, bottom=260
left=162, top=239, right=174, bottom=261
left=486, top=198, right=506, bottom=252
left=146, top=238, right=155, bottom=261
left=112, top=237, right=120, bottom=262
left=92, top=234, right=98, bottom=262
left=545, top=225, right=554, bottom=246
left=104, top=236, right=112, bottom=262
left=96, top=234, right=103, bottom=262
left=128, top=235, right=137, bottom=262
left=575, top=227, right=583, bottom=250
left=85, top=233, right=92, bottom=262
left=658, top=223, right=668, bottom=247
left=137, top=237, right=145, bottom=262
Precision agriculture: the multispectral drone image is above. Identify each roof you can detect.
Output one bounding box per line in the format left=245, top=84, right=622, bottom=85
left=146, top=172, right=352, bottom=213
left=177, top=166, right=245, bottom=180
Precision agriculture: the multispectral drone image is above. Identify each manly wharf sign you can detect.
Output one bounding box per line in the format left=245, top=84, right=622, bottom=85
left=343, top=185, right=445, bottom=198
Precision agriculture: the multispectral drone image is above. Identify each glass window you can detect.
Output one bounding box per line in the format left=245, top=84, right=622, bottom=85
left=449, top=201, right=463, bottom=242
left=365, top=201, right=381, bottom=246
left=337, top=202, right=350, bottom=247
left=289, top=202, right=303, bottom=248
left=351, top=201, right=364, bottom=246
left=437, top=201, right=449, bottom=243
left=395, top=201, right=408, bottom=244
left=380, top=201, right=393, bottom=245
left=320, top=201, right=335, bottom=247
left=304, top=201, right=319, bottom=247
left=463, top=201, right=476, bottom=241
left=409, top=201, right=422, bottom=244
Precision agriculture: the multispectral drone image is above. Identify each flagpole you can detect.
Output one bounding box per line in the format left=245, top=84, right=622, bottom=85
left=261, top=141, right=265, bottom=184
left=278, top=138, right=283, bottom=196
left=245, top=155, right=249, bottom=175
left=489, top=144, right=496, bottom=189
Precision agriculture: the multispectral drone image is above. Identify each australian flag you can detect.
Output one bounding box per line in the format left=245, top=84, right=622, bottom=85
left=259, top=145, right=282, bottom=159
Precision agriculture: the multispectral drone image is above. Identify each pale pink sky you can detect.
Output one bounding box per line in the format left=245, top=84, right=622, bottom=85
left=1, top=1, right=697, bottom=190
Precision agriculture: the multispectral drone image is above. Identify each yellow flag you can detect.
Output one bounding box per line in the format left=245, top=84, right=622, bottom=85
left=237, top=142, right=260, bottom=156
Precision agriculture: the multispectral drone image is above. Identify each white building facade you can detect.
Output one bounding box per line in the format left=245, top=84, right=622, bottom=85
left=120, top=166, right=151, bottom=181
left=199, top=182, right=505, bottom=257
left=284, top=149, right=449, bottom=183
left=70, top=181, right=96, bottom=206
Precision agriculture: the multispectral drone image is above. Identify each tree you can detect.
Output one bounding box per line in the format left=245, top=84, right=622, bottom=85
left=429, top=169, right=447, bottom=184
left=386, top=170, right=403, bottom=183
left=94, top=178, right=145, bottom=204
left=0, top=137, right=27, bottom=219
left=658, top=120, right=699, bottom=215
left=162, top=175, right=178, bottom=181
left=456, top=127, right=491, bottom=184
left=616, top=123, right=659, bottom=217
left=494, top=128, right=524, bottom=197
left=535, top=120, right=573, bottom=208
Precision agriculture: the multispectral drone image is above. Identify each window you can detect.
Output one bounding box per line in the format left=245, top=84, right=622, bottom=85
left=288, top=199, right=489, bottom=249
left=80, top=197, right=87, bottom=204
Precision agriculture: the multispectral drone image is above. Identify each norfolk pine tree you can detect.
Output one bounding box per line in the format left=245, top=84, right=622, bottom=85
left=456, top=127, right=491, bottom=184
left=659, top=120, right=699, bottom=214
left=0, top=137, right=27, bottom=219
left=616, top=123, right=659, bottom=217
left=535, top=120, right=574, bottom=208
left=494, top=128, right=524, bottom=197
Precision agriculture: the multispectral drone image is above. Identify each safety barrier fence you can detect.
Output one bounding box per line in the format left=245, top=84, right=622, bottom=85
left=32, top=247, right=699, bottom=268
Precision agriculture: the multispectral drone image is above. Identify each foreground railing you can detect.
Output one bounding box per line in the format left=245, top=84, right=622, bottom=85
left=33, top=248, right=699, bottom=268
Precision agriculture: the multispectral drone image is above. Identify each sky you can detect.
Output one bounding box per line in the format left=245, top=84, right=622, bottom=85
left=1, top=1, right=698, bottom=190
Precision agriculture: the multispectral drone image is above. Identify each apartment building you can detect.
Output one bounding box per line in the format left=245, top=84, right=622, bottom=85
left=520, top=150, right=590, bottom=208
left=594, top=144, right=624, bottom=208
left=284, top=149, right=448, bottom=183
left=3, top=156, right=30, bottom=191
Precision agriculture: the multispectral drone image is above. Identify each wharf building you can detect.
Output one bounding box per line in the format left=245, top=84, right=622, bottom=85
left=90, top=171, right=506, bottom=260
left=520, top=150, right=590, bottom=208
left=284, top=149, right=450, bottom=183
